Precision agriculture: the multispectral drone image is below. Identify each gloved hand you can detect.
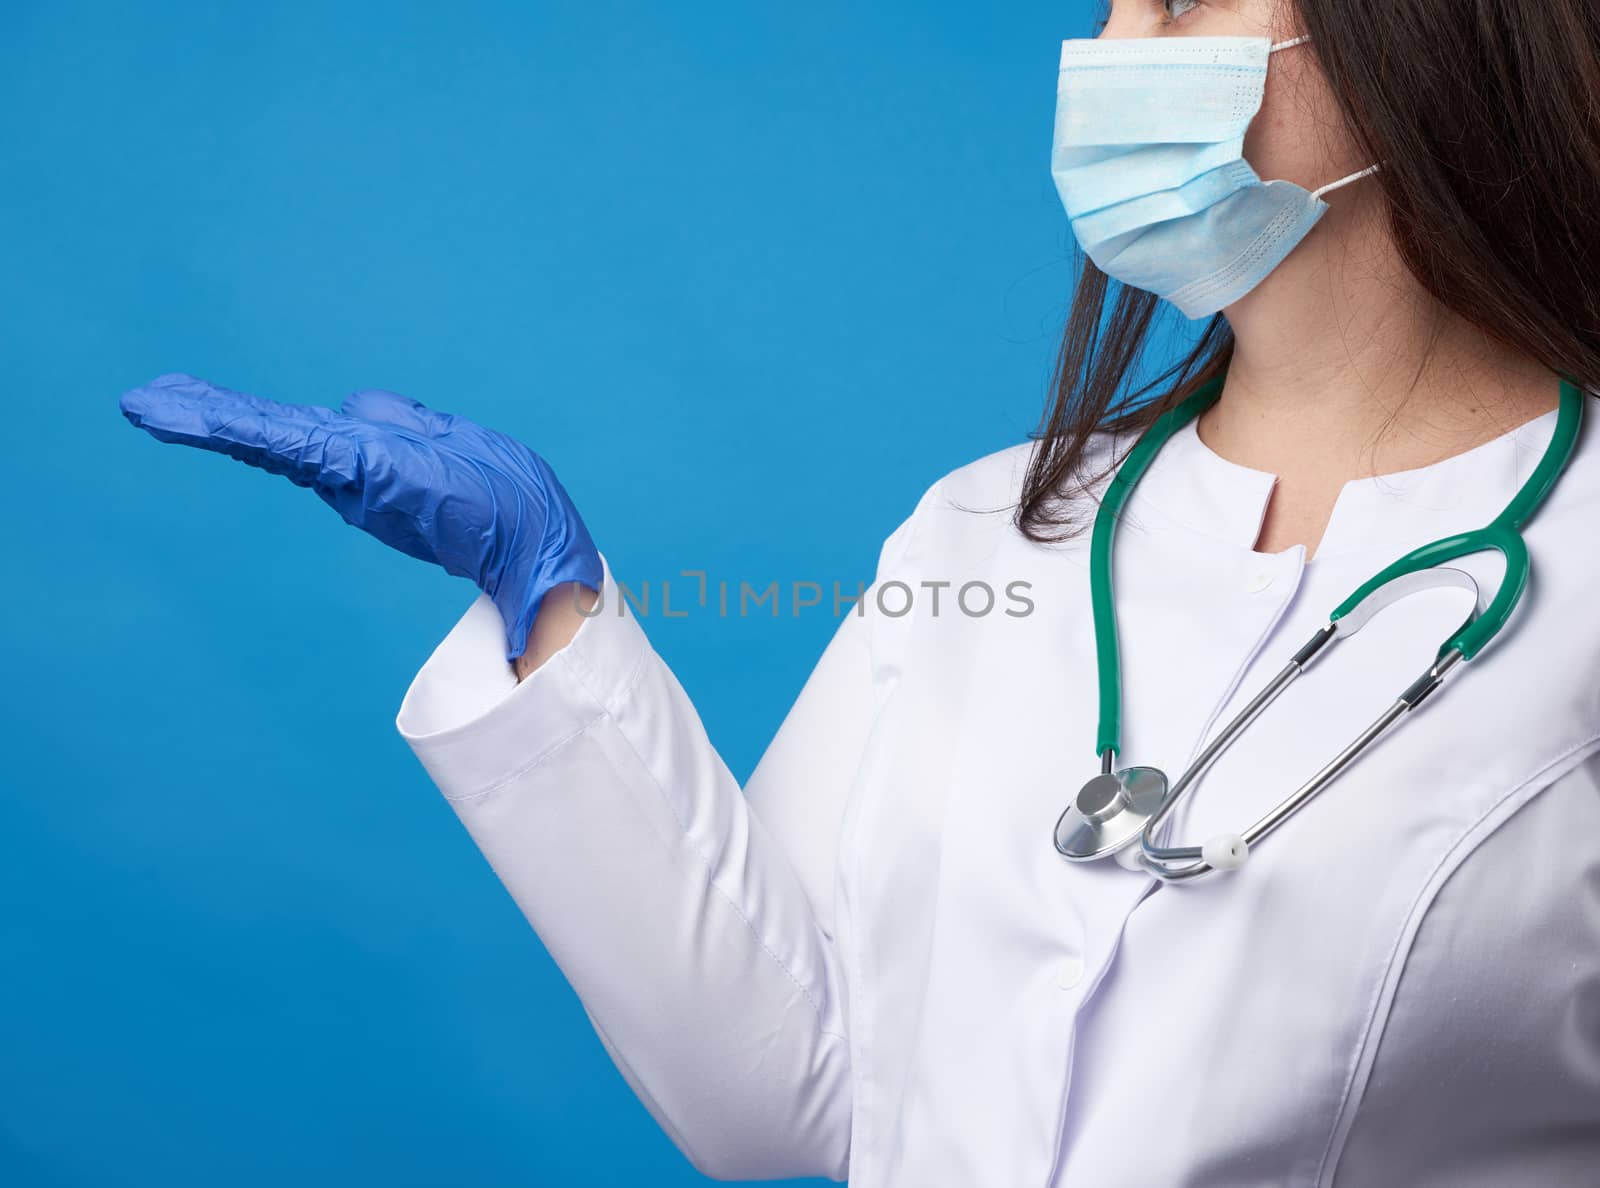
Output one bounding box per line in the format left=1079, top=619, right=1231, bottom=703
left=119, top=373, right=603, bottom=663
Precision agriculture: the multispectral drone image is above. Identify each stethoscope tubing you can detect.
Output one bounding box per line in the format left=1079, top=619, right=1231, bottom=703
left=1067, top=370, right=1588, bottom=881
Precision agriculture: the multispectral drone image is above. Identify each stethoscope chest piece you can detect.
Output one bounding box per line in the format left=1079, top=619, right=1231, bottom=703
left=1054, top=765, right=1168, bottom=860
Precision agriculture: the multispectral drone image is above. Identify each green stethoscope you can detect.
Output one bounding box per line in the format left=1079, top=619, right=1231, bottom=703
left=1053, top=372, right=1586, bottom=882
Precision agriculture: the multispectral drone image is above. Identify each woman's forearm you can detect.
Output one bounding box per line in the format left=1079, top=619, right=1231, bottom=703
left=515, top=581, right=600, bottom=682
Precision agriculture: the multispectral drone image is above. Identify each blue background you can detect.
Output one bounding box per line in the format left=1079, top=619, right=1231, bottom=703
left=2, top=2, right=1104, bottom=1184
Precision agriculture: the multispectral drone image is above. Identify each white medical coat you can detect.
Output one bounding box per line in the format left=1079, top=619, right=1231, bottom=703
left=395, top=403, right=1600, bottom=1186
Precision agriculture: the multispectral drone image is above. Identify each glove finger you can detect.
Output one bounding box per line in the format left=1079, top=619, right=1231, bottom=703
left=122, top=379, right=367, bottom=491
left=206, top=408, right=370, bottom=492
left=339, top=388, right=462, bottom=438
left=338, top=390, right=539, bottom=484
left=123, top=377, right=477, bottom=569
left=123, top=373, right=343, bottom=427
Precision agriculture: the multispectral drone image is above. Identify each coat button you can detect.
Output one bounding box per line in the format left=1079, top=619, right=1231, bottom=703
left=1057, top=955, right=1086, bottom=990
left=1244, top=568, right=1274, bottom=593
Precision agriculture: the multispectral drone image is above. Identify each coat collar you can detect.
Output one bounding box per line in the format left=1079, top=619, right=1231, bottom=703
left=1122, top=402, right=1568, bottom=561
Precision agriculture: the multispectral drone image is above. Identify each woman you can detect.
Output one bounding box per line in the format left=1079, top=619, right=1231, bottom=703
left=119, top=0, right=1600, bottom=1183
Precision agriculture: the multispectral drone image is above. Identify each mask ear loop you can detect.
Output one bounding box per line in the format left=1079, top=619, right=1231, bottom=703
left=1312, top=163, right=1383, bottom=199
left=1264, top=34, right=1384, bottom=200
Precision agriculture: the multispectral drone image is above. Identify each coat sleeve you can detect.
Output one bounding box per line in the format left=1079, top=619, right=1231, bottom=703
left=393, top=500, right=930, bottom=1182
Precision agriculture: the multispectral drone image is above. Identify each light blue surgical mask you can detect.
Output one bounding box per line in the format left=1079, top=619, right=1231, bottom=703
left=1051, top=34, right=1379, bottom=319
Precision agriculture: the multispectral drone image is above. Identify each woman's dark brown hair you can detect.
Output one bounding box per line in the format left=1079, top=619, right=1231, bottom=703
left=1018, top=0, right=1600, bottom=541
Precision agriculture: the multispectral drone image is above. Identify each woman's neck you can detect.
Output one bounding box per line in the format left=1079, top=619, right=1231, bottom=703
left=1198, top=187, right=1560, bottom=558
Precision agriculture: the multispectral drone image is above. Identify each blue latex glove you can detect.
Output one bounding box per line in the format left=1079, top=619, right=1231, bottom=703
left=120, top=373, right=603, bottom=663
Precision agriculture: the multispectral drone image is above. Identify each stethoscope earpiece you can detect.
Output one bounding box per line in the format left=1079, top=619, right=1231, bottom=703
left=1201, top=833, right=1249, bottom=871
left=1114, top=843, right=1148, bottom=873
